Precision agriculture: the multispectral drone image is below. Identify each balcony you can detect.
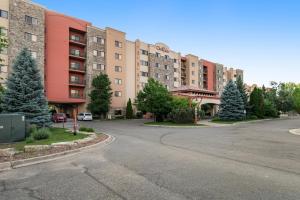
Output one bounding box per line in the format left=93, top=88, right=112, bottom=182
left=69, top=65, right=86, bottom=73
left=69, top=38, right=86, bottom=47
left=69, top=51, right=86, bottom=60
left=69, top=79, right=86, bottom=87
left=69, top=93, right=85, bottom=99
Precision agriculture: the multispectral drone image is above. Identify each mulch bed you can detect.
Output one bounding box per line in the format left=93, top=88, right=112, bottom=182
left=0, top=134, right=108, bottom=163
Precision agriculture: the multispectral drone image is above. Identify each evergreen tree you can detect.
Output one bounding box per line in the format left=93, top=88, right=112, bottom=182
left=137, top=78, right=172, bottom=122
left=218, top=80, right=245, bottom=121
left=0, top=29, right=8, bottom=63
left=126, top=98, right=134, bottom=119
left=293, top=87, right=300, bottom=114
left=235, top=75, right=249, bottom=114
left=249, top=87, right=265, bottom=118
left=87, top=73, right=112, bottom=118
left=2, top=48, right=51, bottom=127
left=0, top=84, right=4, bottom=113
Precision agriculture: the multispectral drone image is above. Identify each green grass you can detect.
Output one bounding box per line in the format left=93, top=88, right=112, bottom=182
left=144, top=121, right=204, bottom=126
left=0, top=128, right=88, bottom=151
left=210, top=117, right=263, bottom=124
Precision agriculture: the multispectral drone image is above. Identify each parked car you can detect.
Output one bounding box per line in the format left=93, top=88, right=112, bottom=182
left=77, top=113, right=93, bottom=121
left=52, top=113, right=67, bottom=123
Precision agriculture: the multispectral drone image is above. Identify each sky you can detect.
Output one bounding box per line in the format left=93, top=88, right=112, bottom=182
left=34, top=0, right=300, bottom=86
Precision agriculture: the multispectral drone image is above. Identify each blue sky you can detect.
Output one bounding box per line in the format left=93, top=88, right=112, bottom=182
left=35, top=0, right=300, bottom=86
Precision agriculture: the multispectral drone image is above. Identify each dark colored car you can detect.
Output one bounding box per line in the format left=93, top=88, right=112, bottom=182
left=52, top=113, right=67, bottom=123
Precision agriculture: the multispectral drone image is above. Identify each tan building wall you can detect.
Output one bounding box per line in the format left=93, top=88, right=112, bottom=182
left=185, top=54, right=199, bottom=87
left=125, top=40, right=136, bottom=103
left=106, top=27, right=127, bottom=115
left=0, top=0, right=9, bottom=85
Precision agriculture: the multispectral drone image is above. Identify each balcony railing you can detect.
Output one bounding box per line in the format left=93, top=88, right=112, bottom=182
left=69, top=51, right=86, bottom=60
left=69, top=93, right=85, bottom=99
left=69, top=65, right=86, bottom=73
left=69, top=37, right=86, bottom=46
left=69, top=79, right=86, bottom=86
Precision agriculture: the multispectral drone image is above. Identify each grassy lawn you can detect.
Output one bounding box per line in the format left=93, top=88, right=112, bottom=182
left=144, top=121, right=204, bottom=126
left=0, top=128, right=88, bottom=151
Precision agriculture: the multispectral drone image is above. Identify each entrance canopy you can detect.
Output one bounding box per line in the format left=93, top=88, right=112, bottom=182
left=170, top=86, right=220, bottom=105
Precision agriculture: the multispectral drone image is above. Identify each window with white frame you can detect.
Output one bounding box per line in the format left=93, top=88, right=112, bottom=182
left=114, top=78, right=122, bottom=85
left=114, top=91, right=122, bottom=97
left=155, top=73, right=160, bottom=78
left=140, top=60, right=149, bottom=66
left=115, top=53, right=122, bottom=60
left=25, top=32, right=37, bottom=42
left=165, top=75, right=170, bottom=80
left=115, top=66, right=122, bottom=72
left=155, top=63, right=160, bottom=68
left=93, top=36, right=104, bottom=44
left=25, top=15, right=38, bottom=25
left=141, top=72, right=148, bottom=77
left=30, top=51, right=37, bottom=59
left=192, top=62, right=195, bottom=67
left=141, top=49, right=148, bottom=55
left=115, top=40, right=122, bottom=48
left=0, top=65, right=8, bottom=73
left=0, top=28, right=8, bottom=36
left=93, top=63, right=105, bottom=70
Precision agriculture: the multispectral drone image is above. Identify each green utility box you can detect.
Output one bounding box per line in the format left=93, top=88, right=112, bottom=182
left=0, top=114, right=26, bottom=143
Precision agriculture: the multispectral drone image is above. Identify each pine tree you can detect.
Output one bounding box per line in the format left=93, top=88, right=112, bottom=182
left=87, top=73, right=112, bottom=118
left=219, top=80, right=245, bottom=121
left=126, top=98, right=134, bottom=119
left=235, top=75, right=249, bottom=114
left=249, top=87, right=265, bottom=118
left=2, top=48, right=51, bottom=127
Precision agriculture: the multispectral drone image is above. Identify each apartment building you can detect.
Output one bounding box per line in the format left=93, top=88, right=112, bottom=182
left=0, top=0, right=244, bottom=118
left=126, top=40, right=181, bottom=99
left=0, top=0, right=45, bottom=85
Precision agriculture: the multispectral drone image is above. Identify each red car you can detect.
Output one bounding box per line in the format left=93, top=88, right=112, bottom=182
left=52, top=113, right=67, bottom=123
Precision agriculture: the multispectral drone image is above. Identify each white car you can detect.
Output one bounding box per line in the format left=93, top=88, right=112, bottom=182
left=77, top=113, right=93, bottom=121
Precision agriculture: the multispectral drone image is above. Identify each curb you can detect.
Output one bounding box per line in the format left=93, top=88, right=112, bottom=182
left=144, top=124, right=206, bottom=128
left=289, top=129, right=300, bottom=136
left=0, top=134, right=114, bottom=172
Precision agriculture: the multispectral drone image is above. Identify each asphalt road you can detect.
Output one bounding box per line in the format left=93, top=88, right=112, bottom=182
left=1, top=117, right=300, bottom=200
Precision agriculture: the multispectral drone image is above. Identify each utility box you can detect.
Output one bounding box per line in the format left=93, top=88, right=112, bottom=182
left=0, top=114, right=26, bottom=143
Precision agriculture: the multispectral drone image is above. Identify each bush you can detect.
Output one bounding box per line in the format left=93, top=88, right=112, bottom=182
left=79, top=126, right=94, bottom=132
left=246, top=115, right=258, bottom=120
left=264, top=99, right=279, bottom=118
left=169, top=108, right=194, bottom=124
left=26, top=136, right=34, bottom=144
left=29, top=124, right=37, bottom=134
left=32, top=128, right=51, bottom=140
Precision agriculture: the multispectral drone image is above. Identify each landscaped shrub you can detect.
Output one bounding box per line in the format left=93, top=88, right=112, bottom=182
left=264, top=99, right=279, bottom=118
left=169, top=108, right=194, bottom=124
left=79, top=126, right=94, bottom=132
left=32, top=128, right=51, bottom=140
left=26, top=136, right=34, bottom=144
left=29, top=124, right=37, bottom=134
left=246, top=115, right=258, bottom=120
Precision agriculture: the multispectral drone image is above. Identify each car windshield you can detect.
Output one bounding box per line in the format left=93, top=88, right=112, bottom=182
left=85, top=114, right=91, bottom=116
left=57, top=113, right=65, bottom=117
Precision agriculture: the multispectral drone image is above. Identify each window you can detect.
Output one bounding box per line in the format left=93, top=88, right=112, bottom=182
left=192, top=71, right=195, bottom=76
left=192, top=62, right=195, bottom=67
left=93, top=63, right=105, bottom=70
left=140, top=60, right=149, bottom=66
left=164, top=65, right=169, bottom=70
left=165, top=75, right=169, bottom=80
left=24, top=32, right=37, bottom=42
left=165, top=85, right=169, bottom=90
left=70, top=35, right=80, bottom=42
left=155, top=73, right=160, bottom=78
left=192, top=80, right=195, bottom=84
left=114, top=78, right=122, bottom=85
left=93, top=50, right=104, bottom=57
left=174, top=68, right=177, bottom=72
left=70, top=62, right=81, bottom=70
left=174, top=77, right=178, bottom=82
left=25, top=15, right=38, bottom=25
left=173, top=59, right=177, bottom=63
left=155, top=63, right=160, bottom=68
left=115, top=53, right=122, bottom=60
left=0, top=65, right=8, bottom=73
left=71, top=49, right=80, bottom=56
left=30, top=51, right=37, bottom=59
left=70, top=75, right=80, bottom=83
left=93, top=37, right=105, bottom=44
left=0, top=10, right=8, bottom=19
left=0, top=28, right=8, bottom=36
left=164, top=55, right=169, bottom=59
left=141, top=72, right=149, bottom=77
left=115, top=66, right=122, bottom=72
left=115, top=40, right=122, bottom=48
left=114, top=91, right=122, bottom=97
left=155, top=52, right=160, bottom=57
left=70, top=89, right=80, bottom=98
left=141, top=49, right=148, bottom=55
